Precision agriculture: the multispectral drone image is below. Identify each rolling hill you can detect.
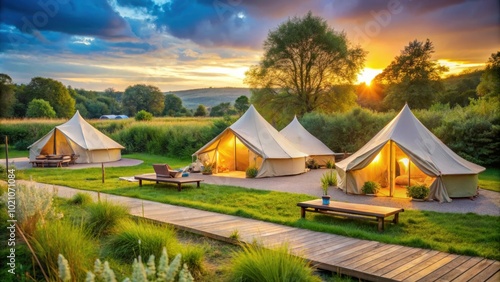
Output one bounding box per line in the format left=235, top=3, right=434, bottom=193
left=167, top=87, right=251, bottom=109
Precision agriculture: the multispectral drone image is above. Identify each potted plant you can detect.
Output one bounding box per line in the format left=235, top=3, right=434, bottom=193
left=361, top=181, right=380, bottom=196
left=406, top=184, right=429, bottom=201
left=320, top=177, right=331, bottom=205
left=202, top=162, right=213, bottom=175
left=246, top=166, right=258, bottom=178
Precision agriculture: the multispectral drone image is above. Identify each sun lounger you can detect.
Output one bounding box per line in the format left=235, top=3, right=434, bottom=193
left=153, top=164, right=183, bottom=178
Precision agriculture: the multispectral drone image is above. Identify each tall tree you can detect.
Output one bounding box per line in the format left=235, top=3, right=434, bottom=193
left=0, top=73, right=16, bottom=117
left=245, top=12, right=365, bottom=125
left=234, top=95, right=250, bottom=115
left=373, top=39, right=448, bottom=110
left=194, top=104, right=207, bottom=117
left=122, top=84, right=164, bottom=116
left=477, top=51, right=500, bottom=101
left=18, top=77, right=75, bottom=118
left=163, top=93, right=184, bottom=116
left=210, top=102, right=235, bottom=117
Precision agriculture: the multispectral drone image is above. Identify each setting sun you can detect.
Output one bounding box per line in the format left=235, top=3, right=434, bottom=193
left=357, top=68, right=383, bottom=85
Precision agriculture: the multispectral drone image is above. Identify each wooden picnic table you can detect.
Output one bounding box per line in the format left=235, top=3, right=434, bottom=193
left=297, top=199, right=404, bottom=232
left=134, top=173, right=203, bottom=192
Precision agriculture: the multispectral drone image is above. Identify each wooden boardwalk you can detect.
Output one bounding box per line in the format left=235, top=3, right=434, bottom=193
left=39, top=183, right=500, bottom=282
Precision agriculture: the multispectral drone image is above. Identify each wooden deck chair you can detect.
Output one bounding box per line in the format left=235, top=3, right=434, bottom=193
left=153, top=164, right=182, bottom=178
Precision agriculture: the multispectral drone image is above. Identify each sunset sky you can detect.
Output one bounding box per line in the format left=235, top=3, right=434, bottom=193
left=0, top=0, right=498, bottom=91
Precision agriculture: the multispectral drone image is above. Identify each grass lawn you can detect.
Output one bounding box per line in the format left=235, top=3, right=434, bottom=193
left=479, top=167, right=500, bottom=192
left=16, top=154, right=500, bottom=261
left=0, top=146, right=29, bottom=159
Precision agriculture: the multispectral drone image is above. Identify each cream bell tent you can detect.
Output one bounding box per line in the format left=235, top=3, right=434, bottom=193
left=335, top=104, right=485, bottom=203
left=28, top=111, right=125, bottom=163
left=280, top=116, right=335, bottom=166
left=193, top=105, right=308, bottom=178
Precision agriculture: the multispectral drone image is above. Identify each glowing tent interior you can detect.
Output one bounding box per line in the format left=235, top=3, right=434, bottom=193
left=193, top=105, right=308, bottom=178
left=335, top=105, right=485, bottom=202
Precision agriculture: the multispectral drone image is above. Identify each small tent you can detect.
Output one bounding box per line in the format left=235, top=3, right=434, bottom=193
left=193, top=105, right=308, bottom=178
left=280, top=116, right=335, bottom=166
left=28, top=111, right=125, bottom=163
left=336, top=105, right=485, bottom=202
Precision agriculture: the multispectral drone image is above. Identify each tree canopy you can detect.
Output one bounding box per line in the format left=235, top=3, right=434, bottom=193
left=122, top=84, right=164, bottom=116
left=163, top=94, right=184, bottom=116
left=194, top=104, right=207, bottom=117
left=245, top=12, right=365, bottom=126
left=373, top=39, right=448, bottom=110
left=18, top=77, right=75, bottom=118
left=0, top=73, right=16, bottom=118
left=477, top=51, right=500, bottom=101
left=26, top=98, right=56, bottom=118
left=234, top=95, right=250, bottom=115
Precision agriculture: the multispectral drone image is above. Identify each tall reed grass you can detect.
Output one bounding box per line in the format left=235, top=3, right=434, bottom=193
left=104, top=220, right=180, bottom=263
left=86, top=201, right=129, bottom=238
left=31, top=220, right=97, bottom=281
left=229, top=243, right=321, bottom=282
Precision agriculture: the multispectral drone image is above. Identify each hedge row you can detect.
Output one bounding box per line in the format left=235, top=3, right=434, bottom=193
left=1, top=100, right=497, bottom=166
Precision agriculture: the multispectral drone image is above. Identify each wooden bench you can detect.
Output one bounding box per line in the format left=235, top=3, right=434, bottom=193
left=134, top=173, right=203, bottom=192
left=30, top=158, right=71, bottom=168
left=297, top=199, right=404, bottom=232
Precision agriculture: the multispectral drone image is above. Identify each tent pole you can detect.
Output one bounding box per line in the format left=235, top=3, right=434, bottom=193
left=390, top=141, right=394, bottom=197
left=234, top=137, right=237, bottom=171
left=408, top=159, right=411, bottom=186
left=53, top=129, right=57, bottom=155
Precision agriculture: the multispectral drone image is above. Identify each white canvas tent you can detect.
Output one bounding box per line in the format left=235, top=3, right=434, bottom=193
left=28, top=111, right=125, bottom=163
left=280, top=116, right=335, bottom=166
left=336, top=105, right=485, bottom=202
left=193, top=105, right=308, bottom=178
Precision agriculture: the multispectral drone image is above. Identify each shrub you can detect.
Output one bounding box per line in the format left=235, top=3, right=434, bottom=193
left=306, top=158, right=319, bottom=169
left=135, top=110, right=153, bottom=121
left=0, top=182, right=60, bottom=236
left=69, top=192, right=93, bottom=206
left=246, top=166, right=258, bottom=178
left=85, top=201, right=129, bottom=237
left=105, top=220, right=180, bottom=263
left=361, top=181, right=380, bottom=194
left=26, top=99, right=56, bottom=118
left=31, top=221, right=97, bottom=281
left=58, top=247, right=194, bottom=282
left=321, top=170, right=337, bottom=187
left=325, top=159, right=335, bottom=169
left=229, top=243, right=321, bottom=282
left=406, top=184, right=430, bottom=199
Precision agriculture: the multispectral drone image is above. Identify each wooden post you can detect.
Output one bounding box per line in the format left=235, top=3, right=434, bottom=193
left=102, top=162, right=105, bottom=183
left=5, top=136, right=8, bottom=173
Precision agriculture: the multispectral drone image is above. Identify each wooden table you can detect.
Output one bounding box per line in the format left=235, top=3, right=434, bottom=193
left=297, top=199, right=404, bottom=232
left=134, top=173, right=203, bottom=191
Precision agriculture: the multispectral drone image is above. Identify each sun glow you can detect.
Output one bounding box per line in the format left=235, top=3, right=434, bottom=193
left=357, top=68, right=383, bottom=85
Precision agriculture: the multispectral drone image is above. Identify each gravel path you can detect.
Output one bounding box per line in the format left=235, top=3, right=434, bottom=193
left=3, top=157, right=498, bottom=216
left=194, top=169, right=500, bottom=216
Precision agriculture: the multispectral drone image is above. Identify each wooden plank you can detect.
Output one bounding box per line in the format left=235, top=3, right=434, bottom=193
left=306, top=238, right=361, bottom=261
left=339, top=244, right=404, bottom=268
left=298, top=199, right=404, bottom=217
left=289, top=233, right=349, bottom=255
left=369, top=249, right=431, bottom=276
left=452, top=259, right=495, bottom=282
left=356, top=246, right=413, bottom=272
left=324, top=241, right=381, bottom=264
left=468, top=261, right=500, bottom=282
left=297, top=236, right=354, bottom=255
left=404, top=254, right=459, bottom=282
left=485, top=270, right=500, bottom=282
left=436, top=257, right=483, bottom=281
left=416, top=256, right=470, bottom=282
left=382, top=250, right=440, bottom=278
left=391, top=251, right=449, bottom=281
